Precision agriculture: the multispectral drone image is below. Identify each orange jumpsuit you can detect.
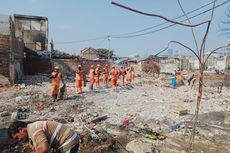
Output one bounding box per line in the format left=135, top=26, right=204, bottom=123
left=126, top=69, right=131, bottom=84
left=89, top=68, right=95, bottom=90
left=95, top=67, right=100, bottom=88
left=119, top=68, right=125, bottom=85
left=76, top=69, right=83, bottom=93
left=110, top=68, right=119, bottom=89
left=51, top=72, right=62, bottom=100
left=51, top=72, right=61, bottom=95
left=103, top=67, right=109, bottom=87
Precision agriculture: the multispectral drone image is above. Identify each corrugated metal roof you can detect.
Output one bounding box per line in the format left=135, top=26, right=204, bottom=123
left=0, top=14, right=10, bottom=34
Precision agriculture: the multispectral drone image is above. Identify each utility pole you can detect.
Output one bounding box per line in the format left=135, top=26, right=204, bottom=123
left=107, top=35, right=111, bottom=59
left=50, top=39, right=54, bottom=59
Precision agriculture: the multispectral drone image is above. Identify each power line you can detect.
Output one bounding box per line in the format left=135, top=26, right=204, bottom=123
left=111, top=0, right=230, bottom=39
left=54, top=36, right=106, bottom=45
left=110, top=0, right=220, bottom=37
left=53, top=0, right=229, bottom=44
left=95, top=37, right=107, bottom=48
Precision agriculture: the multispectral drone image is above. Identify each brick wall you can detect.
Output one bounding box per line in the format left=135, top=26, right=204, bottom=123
left=0, top=20, right=25, bottom=85
left=52, top=59, right=112, bottom=78
left=0, top=35, right=10, bottom=84
left=225, top=72, right=230, bottom=86
left=11, top=21, right=24, bottom=81
left=24, top=55, right=52, bottom=75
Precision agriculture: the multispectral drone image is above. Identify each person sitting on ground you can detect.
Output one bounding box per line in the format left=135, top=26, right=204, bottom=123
left=8, top=120, right=79, bottom=153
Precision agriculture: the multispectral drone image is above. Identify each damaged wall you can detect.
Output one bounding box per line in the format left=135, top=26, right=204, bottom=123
left=0, top=15, right=24, bottom=85
left=24, top=48, right=52, bottom=75
left=52, top=59, right=80, bottom=77
left=14, top=14, right=48, bottom=51
left=0, top=35, right=11, bottom=84
left=52, top=58, right=112, bottom=80
left=11, top=20, right=24, bottom=82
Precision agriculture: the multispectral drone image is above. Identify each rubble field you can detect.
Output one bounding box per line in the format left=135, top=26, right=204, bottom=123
left=0, top=73, right=230, bottom=153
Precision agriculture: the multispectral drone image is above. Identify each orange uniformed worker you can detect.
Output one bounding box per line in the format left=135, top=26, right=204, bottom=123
left=110, top=65, right=119, bottom=89
left=76, top=65, right=83, bottom=93
left=103, top=64, right=109, bottom=87
left=50, top=66, right=64, bottom=102
left=125, top=67, right=131, bottom=84
left=95, top=64, right=101, bottom=88
left=89, top=65, right=95, bottom=90
left=119, top=66, right=126, bottom=85
left=131, top=66, right=135, bottom=83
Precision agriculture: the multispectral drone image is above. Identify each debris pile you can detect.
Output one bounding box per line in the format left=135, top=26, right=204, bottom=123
left=0, top=72, right=230, bottom=152
left=141, top=60, right=160, bottom=77
left=52, top=50, right=80, bottom=59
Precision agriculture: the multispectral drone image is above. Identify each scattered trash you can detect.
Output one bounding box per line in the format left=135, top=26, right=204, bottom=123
left=11, top=108, right=29, bottom=121
left=122, top=119, right=129, bottom=126
left=91, top=115, right=108, bottom=123
left=1, top=71, right=230, bottom=152
left=15, top=96, right=23, bottom=102
left=170, top=123, right=182, bottom=132
left=50, top=107, right=56, bottom=112
left=145, top=134, right=157, bottom=140
left=0, top=111, right=9, bottom=117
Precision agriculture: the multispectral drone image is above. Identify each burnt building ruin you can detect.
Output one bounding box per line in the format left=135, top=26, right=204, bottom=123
left=0, top=14, right=49, bottom=85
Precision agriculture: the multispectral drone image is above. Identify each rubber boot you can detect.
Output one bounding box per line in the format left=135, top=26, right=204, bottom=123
left=52, top=94, right=58, bottom=102
left=90, top=84, right=93, bottom=90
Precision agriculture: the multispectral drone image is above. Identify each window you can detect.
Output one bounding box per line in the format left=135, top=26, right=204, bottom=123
left=21, top=20, right=30, bottom=30
left=31, top=21, right=40, bottom=31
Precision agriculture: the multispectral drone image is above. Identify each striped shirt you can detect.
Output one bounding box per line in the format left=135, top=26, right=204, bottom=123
left=27, top=121, right=79, bottom=152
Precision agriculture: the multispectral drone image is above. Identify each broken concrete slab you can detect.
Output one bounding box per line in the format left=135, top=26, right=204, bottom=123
left=224, top=112, right=230, bottom=125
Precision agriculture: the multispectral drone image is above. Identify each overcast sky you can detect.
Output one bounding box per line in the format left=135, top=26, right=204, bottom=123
left=1, top=0, right=230, bottom=57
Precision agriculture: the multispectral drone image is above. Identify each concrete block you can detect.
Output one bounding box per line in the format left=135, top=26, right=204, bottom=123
left=224, top=112, right=230, bottom=125
left=171, top=106, right=188, bottom=116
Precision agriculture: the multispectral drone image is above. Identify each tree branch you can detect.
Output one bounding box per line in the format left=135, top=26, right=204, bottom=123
left=200, top=0, right=216, bottom=64
left=111, top=1, right=210, bottom=28
left=177, top=0, right=200, bottom=53
left=154, top=41, right=202, bottom=65
left=204, top=44, right=230, bottom=66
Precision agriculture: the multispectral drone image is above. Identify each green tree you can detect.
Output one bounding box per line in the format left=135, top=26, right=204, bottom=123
left=96, top=48, right=115, bottom=59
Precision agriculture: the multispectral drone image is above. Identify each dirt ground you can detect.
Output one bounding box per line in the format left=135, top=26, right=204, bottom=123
left=0, top=72, right=230, bottom=153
